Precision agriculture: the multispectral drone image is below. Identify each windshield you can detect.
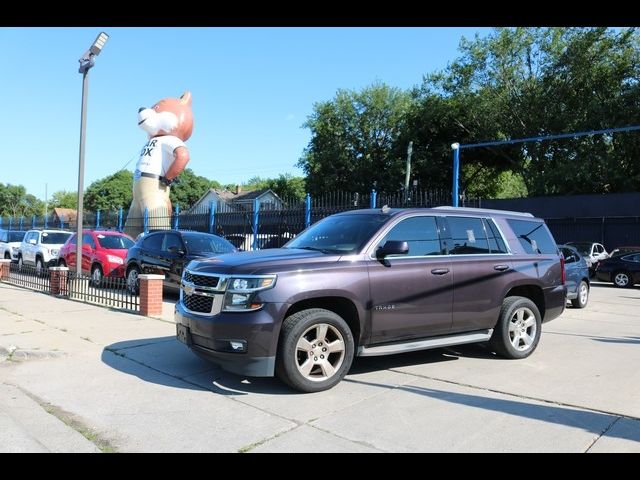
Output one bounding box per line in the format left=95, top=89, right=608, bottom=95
left=182, top=233, right=237, bottom=255
left=41, top=232, right=73, bottom=244
left=286, top=214, right=389, bottom=254
left=96, top=234, right=135, bottom=250
left=8, top=231, right=26, bottom=242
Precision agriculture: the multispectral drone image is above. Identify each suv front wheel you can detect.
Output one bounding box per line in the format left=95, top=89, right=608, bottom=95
left=276, top=308, right=354, bottom=393
left=490, top=296, right=542, bottom=359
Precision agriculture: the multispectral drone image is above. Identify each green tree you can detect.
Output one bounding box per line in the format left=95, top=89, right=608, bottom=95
left=170, top=168, right=217, bottom=209
left=84, top=171, right=134, bottom=212
left=50, top=190, right=77, bottom=210
left=412, top=27, right=640, bottom=197
left=299, top=82, right=413, bottom=194
left=0, top=183, right=44, bottom=218
left=244, top=175, right=306, bottom=200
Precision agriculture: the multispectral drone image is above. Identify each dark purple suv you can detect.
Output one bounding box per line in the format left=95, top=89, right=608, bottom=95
left=175, top=207, right=566, bottom=392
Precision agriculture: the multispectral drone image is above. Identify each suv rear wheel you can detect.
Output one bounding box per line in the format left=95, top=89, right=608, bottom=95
left=126, top=266, right=140, bottom=295
left=276, top=308, right=354, bottom=393
left=571, top=280, right=589, bottom=308
left=490, top=296, right=542, bottom=359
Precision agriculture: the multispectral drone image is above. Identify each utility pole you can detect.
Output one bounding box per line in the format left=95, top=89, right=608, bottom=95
left=44, top=183, right=48, bottom=217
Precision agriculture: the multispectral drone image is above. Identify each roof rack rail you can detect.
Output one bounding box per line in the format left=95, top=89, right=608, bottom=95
left=431, top=206, right=534, bottom=217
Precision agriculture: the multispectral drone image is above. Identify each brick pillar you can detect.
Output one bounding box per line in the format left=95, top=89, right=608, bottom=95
left=139, top=274, right=165, bottom=317
left=49, top=266, right=69, bottom=296
left=0, top=259, right=10, bottom=281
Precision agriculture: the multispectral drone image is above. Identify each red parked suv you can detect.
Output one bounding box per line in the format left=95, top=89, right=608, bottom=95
left=59, top=230, right=135, bottom=286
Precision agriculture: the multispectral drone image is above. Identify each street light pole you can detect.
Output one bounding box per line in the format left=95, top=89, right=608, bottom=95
left=75, top=32, right=108, bottom=277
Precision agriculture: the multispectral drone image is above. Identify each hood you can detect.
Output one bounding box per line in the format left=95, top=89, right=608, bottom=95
left=187, top=248, right=340, bottom=275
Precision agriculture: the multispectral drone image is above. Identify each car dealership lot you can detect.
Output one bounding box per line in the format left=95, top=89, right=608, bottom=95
left=1, top=281, right=639, bottom=452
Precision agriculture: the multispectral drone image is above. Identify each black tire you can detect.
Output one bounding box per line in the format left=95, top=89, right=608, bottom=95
left=126, top=265, right=140, bottom=295
left=91, top=264, right=103, bottom=288
left=3, top=252, right=10, bottom=260
left=17, top=255, right=23, bottom=271
left=613, top=270, right=632, bottom=288
left=490, top=296, right=542, bottom=359
left=276, top=308, right=354, bottom=393
left=35, top=257, right=44, bottom=277
left=571, top=280, right=589, bottom=308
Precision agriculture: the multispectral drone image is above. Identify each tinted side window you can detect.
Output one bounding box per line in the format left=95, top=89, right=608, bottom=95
left=163, top=233, right=184, bottom=252
left=142, top=233, right=163, bottom=250
left=377, top=216, right=442, bottom=257
left=484, top=219, right=508, bottom=253
left=82, top=233, right=96, bottom=249
left=560, top=247, right=576, bottom=264
left=507, top=219, right=558, bottom=254
left=447, top=217, right=490, bottom=255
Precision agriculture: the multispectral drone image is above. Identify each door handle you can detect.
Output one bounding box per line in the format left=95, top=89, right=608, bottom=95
left=494, top=264, right=510, bottom=272
left=431, top=268, right=450, bottom=275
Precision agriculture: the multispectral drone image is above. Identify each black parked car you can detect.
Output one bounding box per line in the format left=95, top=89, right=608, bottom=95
left=558, top=244, right=590, bottom=308
left=125, top=230, right=237, bottom=294
left=595, top=251, right=640, bottom=288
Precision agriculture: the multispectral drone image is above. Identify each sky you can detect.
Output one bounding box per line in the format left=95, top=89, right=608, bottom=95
left=0, top=27, right=493, bottom=202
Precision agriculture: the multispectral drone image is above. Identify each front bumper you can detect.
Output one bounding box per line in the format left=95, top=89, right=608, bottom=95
left=174, top=301, right=289, bottom=377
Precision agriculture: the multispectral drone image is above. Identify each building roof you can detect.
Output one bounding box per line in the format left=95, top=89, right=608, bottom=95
left=52, top=208, right=77, bottom=222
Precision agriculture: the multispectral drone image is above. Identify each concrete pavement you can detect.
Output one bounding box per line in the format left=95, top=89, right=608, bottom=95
left=1, top=281, right=639, bottom=452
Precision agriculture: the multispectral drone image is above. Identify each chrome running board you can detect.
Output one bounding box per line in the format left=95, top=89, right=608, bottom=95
left=357, top=329, right=493, bottom=357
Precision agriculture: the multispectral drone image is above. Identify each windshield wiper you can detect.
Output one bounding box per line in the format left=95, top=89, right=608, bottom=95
left=296, top=246, right=340, bottom=254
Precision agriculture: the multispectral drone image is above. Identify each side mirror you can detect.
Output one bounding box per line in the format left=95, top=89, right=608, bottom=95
left=377, top=240, right=409, bottom=258
left=168, top=245, right=185, bottom=255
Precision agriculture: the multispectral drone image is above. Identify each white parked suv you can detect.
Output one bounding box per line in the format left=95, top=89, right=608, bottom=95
left=0, top=230, right=27, bottom=262
left=18, top=229, right=73, bottom=275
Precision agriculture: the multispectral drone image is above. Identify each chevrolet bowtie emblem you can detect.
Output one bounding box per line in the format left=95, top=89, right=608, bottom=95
left=183, top=282, right=195, bottom=296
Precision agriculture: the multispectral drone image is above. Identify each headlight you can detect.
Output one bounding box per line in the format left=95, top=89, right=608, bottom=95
left=11, top=247, right=19, bottom=253
left=50, top=249, right=59, bottom=256
left=229, top=276, right=275, bottom=292
left=106, top=255, right=124, bottom=265
left=223, top=275, right=276, bottom=312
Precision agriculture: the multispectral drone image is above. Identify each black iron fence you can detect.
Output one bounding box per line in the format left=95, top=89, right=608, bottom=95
left=67, top=271, right=139, bottom=312
left=6, top=262, right=139, bottom=312
left=8, top=262, right=51, bottom=292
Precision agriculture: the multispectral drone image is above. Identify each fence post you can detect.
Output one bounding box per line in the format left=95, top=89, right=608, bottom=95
left=0, top=259, right=10, bottom=282
left=0, top=217, right=3, bottom=229
left=209, top=201, right=216, bottom=234
left=143, top=207, right=149, bottom=235
left=60, top=215, right=64, bottom=229
left=19, top=216, right=24, bottom=230
left=174, top=204, right=180, bottom=230
left=139, top=274, right=164, bottom=317
left=252, top=199, right=260, bottom=251
left=31, top=215, right=36, bottom=229
left=96, top=210, right=101, bottom=229
left=117, top=207, right=123, bottom=232
left=370, top=189, right=377, bottom=208
left=9, top=217, right=12, bottom=230
left=305, top=193, right=311, bottom=228
left=49, top=266, right=69, bottom=296
left=44, top=214, right=48, bottom=229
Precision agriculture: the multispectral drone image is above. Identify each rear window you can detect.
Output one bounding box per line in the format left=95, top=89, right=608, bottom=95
left=507, top=219, right=558, bottom=255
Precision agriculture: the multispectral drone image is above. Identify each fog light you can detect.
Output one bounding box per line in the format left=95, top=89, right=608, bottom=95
left=213, top=339, right=247, bottom=353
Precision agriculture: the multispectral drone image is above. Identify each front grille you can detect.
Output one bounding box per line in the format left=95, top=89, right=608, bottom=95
left=184, top=294, right=214, bottom=313
left=184, top=271, right=219, bottom=288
